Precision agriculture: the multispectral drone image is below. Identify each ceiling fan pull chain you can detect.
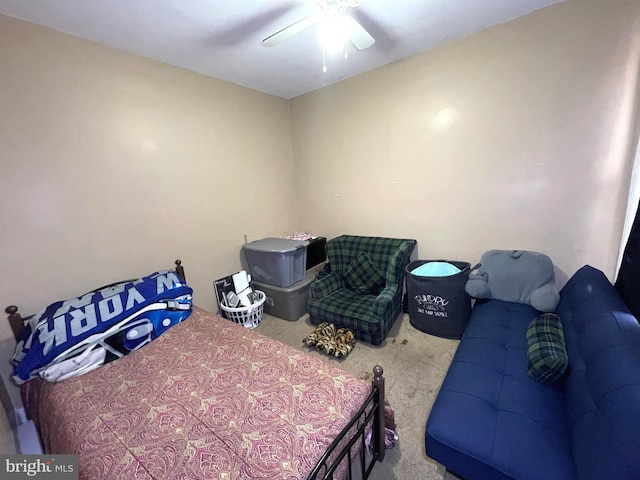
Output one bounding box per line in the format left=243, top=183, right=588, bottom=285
left=322, top=47, right=328, bottom=73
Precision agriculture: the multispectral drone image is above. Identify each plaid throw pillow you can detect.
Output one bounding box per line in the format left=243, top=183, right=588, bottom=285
left=526, top=313, right=569, bottom=384
left=344, top=252, right=386, bottom=295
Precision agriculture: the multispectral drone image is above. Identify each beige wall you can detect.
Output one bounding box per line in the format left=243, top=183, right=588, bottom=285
left=0, top=15, right=296, bottom=340
left=290, top=0, right=640, bottom=285
left=2, top=0, right=640, bottom=341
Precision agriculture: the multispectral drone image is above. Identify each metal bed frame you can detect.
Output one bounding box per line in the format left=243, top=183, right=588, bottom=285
left=5, top=259, right=386, bottom=479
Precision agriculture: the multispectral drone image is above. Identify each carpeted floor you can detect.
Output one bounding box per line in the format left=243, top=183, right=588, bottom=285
left=257, top=310, right=460, bottom=480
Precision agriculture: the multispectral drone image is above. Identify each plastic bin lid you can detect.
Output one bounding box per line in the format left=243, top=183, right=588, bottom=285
left=243, top=237, right=308, bottom=253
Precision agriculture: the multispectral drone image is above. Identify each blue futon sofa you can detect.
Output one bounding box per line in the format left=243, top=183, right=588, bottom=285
left=425, top=265, right=640, bottom=480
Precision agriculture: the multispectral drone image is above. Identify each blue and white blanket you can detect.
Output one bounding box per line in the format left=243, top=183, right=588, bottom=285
left=12, top=270, right=193, bottom=384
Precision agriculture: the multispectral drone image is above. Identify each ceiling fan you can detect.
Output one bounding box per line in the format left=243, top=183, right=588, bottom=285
left=262, top=0, right=375, bottom=52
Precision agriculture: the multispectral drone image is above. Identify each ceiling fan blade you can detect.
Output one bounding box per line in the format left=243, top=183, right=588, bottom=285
left=344, top=15, right=375, bottom=50
left=262, top=15, right=320, bottom=47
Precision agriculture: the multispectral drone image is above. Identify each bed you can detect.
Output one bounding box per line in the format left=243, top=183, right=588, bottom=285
left=5, top=260, right=387, bottom=479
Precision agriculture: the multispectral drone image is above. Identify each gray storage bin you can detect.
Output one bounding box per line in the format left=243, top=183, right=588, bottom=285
left=243, top=238, right=308, bottom=287
left=252, top=272, right=315, bottom=321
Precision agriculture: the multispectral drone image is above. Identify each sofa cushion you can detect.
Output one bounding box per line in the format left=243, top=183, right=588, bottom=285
left=526, top=313, right=568, bottom=384
left=343, top=252, right=385, bottom=295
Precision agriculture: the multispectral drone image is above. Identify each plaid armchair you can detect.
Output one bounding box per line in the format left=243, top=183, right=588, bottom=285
left=307, top=235, right=417, bottom=346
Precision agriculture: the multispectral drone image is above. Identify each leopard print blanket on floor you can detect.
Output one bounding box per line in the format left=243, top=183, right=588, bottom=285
left=302, top=322, right=356, bottom=358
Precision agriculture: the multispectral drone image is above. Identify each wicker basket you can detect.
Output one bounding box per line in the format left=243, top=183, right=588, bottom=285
left=219, top=290, right=266, bottom=329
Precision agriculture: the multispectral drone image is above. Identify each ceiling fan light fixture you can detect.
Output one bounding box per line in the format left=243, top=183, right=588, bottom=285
left=318, top=15, right=349, bottom=55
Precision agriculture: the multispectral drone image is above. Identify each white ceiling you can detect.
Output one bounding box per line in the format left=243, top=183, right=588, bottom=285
left=0, top=0, right=564, bottom=99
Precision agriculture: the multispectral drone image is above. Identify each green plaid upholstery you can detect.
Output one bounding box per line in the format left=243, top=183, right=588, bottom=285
left=526, top=313, right=569, bottom=384
left=308, top=235, right=417, bottom=346
left=310, top=273, right=343, bottom=299
left=344, top=252, right=385, bottom=295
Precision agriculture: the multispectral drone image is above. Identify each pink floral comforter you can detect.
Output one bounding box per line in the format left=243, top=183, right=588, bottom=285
left=22, top=307, right=371, bottom=479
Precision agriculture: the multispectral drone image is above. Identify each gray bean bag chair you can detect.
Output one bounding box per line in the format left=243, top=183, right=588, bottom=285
left=465, top=250, right=560, bottom=312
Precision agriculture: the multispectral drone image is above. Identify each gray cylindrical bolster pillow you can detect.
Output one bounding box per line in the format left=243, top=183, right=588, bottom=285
left=526, top=313, right=569, bottom=384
